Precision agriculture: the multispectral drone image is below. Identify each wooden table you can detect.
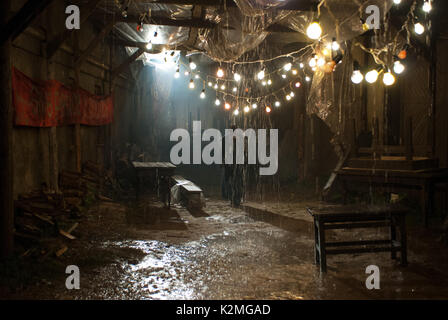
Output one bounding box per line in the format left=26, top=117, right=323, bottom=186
left=336, top=167, right=448, bottom=227
left=132, top=162, right=176, bottom=200
left=307, top=204, right=408, bottom=273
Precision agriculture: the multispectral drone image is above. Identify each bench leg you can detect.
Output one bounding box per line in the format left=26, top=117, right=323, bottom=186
left=317, top=221, right=327, bottom=273
left=399, top=215, right=408, bottom=266
left=314, top=220, right=320, bottom=265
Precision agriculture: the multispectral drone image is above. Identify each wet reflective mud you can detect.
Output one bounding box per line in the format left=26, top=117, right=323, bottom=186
left=3, top=199, right=448, bottom=299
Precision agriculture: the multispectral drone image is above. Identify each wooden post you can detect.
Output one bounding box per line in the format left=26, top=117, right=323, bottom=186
left=373, top=117, right=380, bottom=159
left=73, top=32, right=82, bottom=172
left=350, top=118, right=358, bottom=158
left=405, top=117, right=413, bottom=161
left=0, top=0, right=14, bottom=258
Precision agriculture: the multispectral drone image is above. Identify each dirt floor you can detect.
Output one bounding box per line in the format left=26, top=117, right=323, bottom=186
left=1, top=195, right=448, bottom=300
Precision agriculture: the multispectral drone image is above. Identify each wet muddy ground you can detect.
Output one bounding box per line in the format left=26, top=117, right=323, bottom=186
left=2, top=197, right=448, bottom=300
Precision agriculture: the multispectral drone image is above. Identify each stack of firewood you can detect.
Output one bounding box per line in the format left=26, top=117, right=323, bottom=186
left=13, top=161, right=107, bottom=258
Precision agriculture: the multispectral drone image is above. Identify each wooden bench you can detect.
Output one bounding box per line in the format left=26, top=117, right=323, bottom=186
left=171, top=175, right=203, bottom=209
left=307, top=204, right=408, bottom=273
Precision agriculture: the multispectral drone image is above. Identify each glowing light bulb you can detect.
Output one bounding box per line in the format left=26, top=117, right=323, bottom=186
left=224, top=102, right=231, bottom=110
left=305, top=76, right=311, bottom=82
left=295, top=82, right=301, bottom=88
left=214, top=84, right=218, bottom=89
left=244, top=106, right=250, bottom=113
left=286, top=95, right=291, bottom=101
left=317, top=57, right=326, bottom=67
left=217, top=68, right=224, bottom=78
left=292, top=69, right=298, bottom=75
left=174, top=69, right=180, bottom=78
left=265, top=106, right=272, bottom=113
left=290, top=92, right=295, bottom=98
left=383, top=71, right=396, bottom=86
left=281, top=74, right=287, bottom=79
left=146, top=42, right=152, bottom=50
left=220, top=84, right=226, bottom=90
left=208, top=82, right=213, bottom=87
left=262, top=81, right=267, bottom=86
left=200, top=90, right=206, bottom=99
left=184, top=71, right=190, bottom=76
left=233, top=109, right=239, bottom=116
left=189, top=61, right=197, bottom=70
left=414, top=22, right=425, bottom=35
left=234, top=73, right=241, bottom=82
left=365, top=69, right=379, bottom=83
left=267, top=79, right=272, bottom=86
left=195, top=74, right=200, bottom=79
left=351, top=70, right=363, bottom=84
left=393, top=0, right=401, bottom=4
left=306, top=22, right=322, bottom=40
left=275, top=101, right=281, bottom=107
left=257, top=69, right=265, bottom=80
left=283, top=63, right=292, bottom=71
left=393, top=61, right=405, bottom=74
left=309, top=57, right=317, bottom=68
left=189, top=79, right=195, bottom=89
left=215, top=99, right=221, bottom=106
left=232, top=87, right=237, bottom=92
left=332, top=41, right=340, bottom=51
left=423, top=1, right=432, bottom=13
left=252, top=103, right=257, bottom=109
left=299, top=63, right=304, bottom=69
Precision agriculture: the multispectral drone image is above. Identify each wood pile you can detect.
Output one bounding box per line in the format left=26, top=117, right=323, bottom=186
left=14, top=161, right=109, bottom=259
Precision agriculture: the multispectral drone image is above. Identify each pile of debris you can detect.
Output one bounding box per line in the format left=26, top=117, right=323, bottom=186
left=14, top=161, right=111, bottom=259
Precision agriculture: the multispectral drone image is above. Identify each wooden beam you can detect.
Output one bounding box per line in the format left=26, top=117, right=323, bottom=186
left=112, top=39, right=189, bottom=53
left=112, top=48, right=144, bottom=80
left=0, top=0, right=14, bottom=259
left=46, top=0, right=103, bottom=59
left=0, top=0, right=55, bottom=45
left=75, top=21, right=115, bottom=65
left=113, top=14, right=216, bottom=29
left=135, top=0, right=318, bottom=11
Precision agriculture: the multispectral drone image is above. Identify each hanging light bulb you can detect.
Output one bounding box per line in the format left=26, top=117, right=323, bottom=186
left=257, top=68, right=265, bottom=80
left=195, top=74, right=200, bottom=79
left=189, top=58, right=197, bottom=70
left=306, top=21, right=322, bottom=40
left=224, top=102, right=231, bottom=110
left=317, top=57, right=326, bottom=67
left=220, top=84, right=226, bottom=90
left=283, top=63, right=292, bottom=71
left=295, top=82, right=301, bottom=88
left=383, top=71, right=396, bottom=86
left=351, top=70, right=364, bottom=84
left=262, top=80, right=267, bottom=86
left=267, top=79, right=272, bottom=86
left=414, top=22, right=425, bottom=35
left=290, top=91, right=295, bottom=98
left=234, top=73, right=241, bottom=82
left=423, top=1, right=432, bottom=13
left=174, top=68, right=180, bottom=78
left=331, top=38, right=340, bottom=51
left=200, top=90, right=206, bottom=99
left=214, top=83, right=218, bottom=89
left=281, top=74, right=287, bottom=79
left=305, top=76, right=311, bottom=82
left=265, top=106, right=272, bottom=113
left=146, top=41, right=153, bottom=50
left=232, top=87, right=237, bottom=92
left=233, top=109, right=239, bottom=116
left=286, top=95, right=291, bottom=101
left=365, top=69, right=379, bottom=84
left=299, top=63, right=305, bottom=69
left=215, top=98, right=221, bottom=106
left=189, top=79, right=195, bottom=89
left=393, top=60, right=405, bottom=74
left=309, top=56, right=317, bottom=68
left=275, top=101, right=281, bottom=107
left=292, top=69, right=298, bottom=75
left=217, top=68, right=224, bottom=78
left=252, top=103, right=258, bottom=109
left=208, top=82, right=213, bottom=87
left=393, top=0, right=401, bottom=4
left=244, top=106, right=250, bottom=113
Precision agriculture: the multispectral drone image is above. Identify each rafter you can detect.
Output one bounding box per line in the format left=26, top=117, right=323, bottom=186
left=112, top=48, right=144, bottom=80
left=0, top=0, right=55, bottom=45
left=75, top=21, right=115, bottom=64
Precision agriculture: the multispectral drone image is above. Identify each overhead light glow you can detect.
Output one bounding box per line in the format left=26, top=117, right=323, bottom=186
left=423, top=1, right=432, bottom=13
left=414, top=22, right=425, bottom=35
left=189, top=79, right=195, bottom=89
left=234, top=73, right=241, bottom=82
left=215, top=99, right=221, bottom=106
left=393, top=61, right=405, bottom=74
left=200, top=90, right=206, bottom=99
left=306, top=22, right=322, bottom=40
left=295, top=82, right=301, bottom=88
left=257, top=69, right=265, bottom=80
left=244, top=106, right=250, bottom=113
left=217, top=68, right=224, bottom=78
left=283, top=63, right=292, bottom=71
left=383, top=71, right=396, bottom=86
left=365, top=69, right=379, bottom=83
left=275, top=101, right=281, bottom=107
left=252, top=103, right=257, bottom=109
left=351, top=70, right=364, bottom=84
left=233, top=109, right=239, bottom=116
left=224, top=102, right=231, bottom=110
left=265, top=106, right=272, bottom=113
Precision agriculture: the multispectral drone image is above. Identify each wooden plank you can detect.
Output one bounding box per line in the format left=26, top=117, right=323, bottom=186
left=46, top=0, right=103, bottom=59
left=113, top=14, right=216, bottom=29
left=0, top=0, right=55, bottom=45
left=0, top=0, right=14, bottom=258
left=75, top=21, right=115, bottom=65
left=111, top=48, right=144, bottom=80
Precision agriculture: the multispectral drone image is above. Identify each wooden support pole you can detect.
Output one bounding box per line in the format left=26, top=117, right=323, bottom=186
left=405, top=117, right=413, bottom=161
left=0, top=0, right=14, bottom=259
left=111, top=48, right=144, bottom=82
left=75, top=21, right=115, bottom=65
left=73, top=32, right=82, bottom=172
